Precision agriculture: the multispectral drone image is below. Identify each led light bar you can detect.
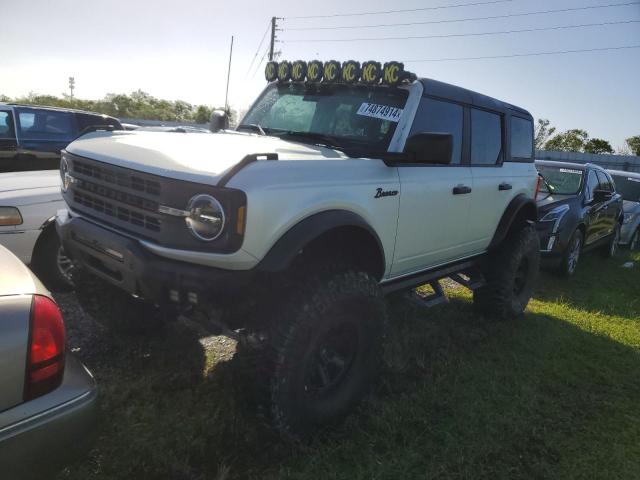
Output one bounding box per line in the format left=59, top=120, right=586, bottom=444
left=265, top=60, right=416, bottom=86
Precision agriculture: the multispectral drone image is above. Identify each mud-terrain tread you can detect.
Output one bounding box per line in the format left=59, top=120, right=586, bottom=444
left=473, top=224, right=540, bottom=320
left=241, top=269, right=386, bottom=439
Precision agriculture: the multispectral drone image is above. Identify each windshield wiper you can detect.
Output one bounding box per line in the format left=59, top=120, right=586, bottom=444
left=237, top=123, right=266, bottom=135
left=271, top=131, right=344, bottom=150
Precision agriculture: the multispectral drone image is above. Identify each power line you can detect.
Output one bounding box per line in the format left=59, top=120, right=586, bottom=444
left=245, top=21, right=272, bottom=77
left=405, top=44, right=640, bottom=62
left=285, top=0, right=516, bottom=20
left=282, top=19, right=640, bottom=43
left=283, top=1, right=640, bottom=31
left=251, top=45, right=271, bottom=79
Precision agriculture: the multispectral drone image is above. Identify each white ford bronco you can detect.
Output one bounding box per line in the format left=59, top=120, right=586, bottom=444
left=56, top=60, right=540, bottom=436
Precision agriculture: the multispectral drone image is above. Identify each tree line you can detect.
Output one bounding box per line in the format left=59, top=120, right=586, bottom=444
left=0, top=90, right=235, bottom=125
left=535, top=119, right=639, bottom=156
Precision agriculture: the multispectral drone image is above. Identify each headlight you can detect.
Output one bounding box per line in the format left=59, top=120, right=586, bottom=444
left=60, top=154, right=71, bottom=192
left=185, top=194, right=225, bottom=241
left=540, top=204, right=570, bottom=222
left=0, top=206, right=23, bottom=226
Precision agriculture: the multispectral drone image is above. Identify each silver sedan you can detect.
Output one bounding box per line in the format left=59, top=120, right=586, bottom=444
left=0, top=245, right=97, bottom=478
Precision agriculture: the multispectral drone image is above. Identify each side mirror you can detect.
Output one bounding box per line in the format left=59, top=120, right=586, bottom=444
left=593, top=189, right=612, bottom=203
left=403, top=133, right=453, bottom=165
left=209, top=110, right=230, bottom=133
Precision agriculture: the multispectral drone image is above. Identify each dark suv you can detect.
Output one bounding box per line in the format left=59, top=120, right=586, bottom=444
left=0, top=104, right=122, bottom=172
left=535, top=160, right=624, bottom=275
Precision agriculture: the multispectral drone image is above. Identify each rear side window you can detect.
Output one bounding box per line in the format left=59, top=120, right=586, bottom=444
left=0, top=111, right=15, bottom=139
left=16, top=108, right=76, bottom=142
left=596, top=171, right=613, bottom=192
left=510, top=116, right=533, bottom=160
left=471, top=108, right=502, bottom=165
left=410, top=98, right=463, bottom=164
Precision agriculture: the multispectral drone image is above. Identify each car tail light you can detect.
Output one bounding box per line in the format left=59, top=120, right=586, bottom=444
left=535, top=174, right=543, bottom=199
left=24, top=295, right=66, bottom=401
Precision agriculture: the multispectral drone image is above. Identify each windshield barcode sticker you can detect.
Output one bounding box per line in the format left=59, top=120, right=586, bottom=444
left=559, top=168, right=583, bottom=174
left=356, top=103, right=403, bottom=122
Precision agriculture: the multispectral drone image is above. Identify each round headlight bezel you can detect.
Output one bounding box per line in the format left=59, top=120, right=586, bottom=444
left=185, top=194, right=226, bottom=242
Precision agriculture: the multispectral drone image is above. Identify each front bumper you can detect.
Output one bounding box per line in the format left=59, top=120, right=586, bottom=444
left=57, top=213, right=254, bottom=305
left=536, top=220, right=572, bottom=262
left=0, top=356, right=97, bottom=479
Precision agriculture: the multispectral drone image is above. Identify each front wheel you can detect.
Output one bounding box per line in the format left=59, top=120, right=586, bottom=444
left=473, top=224, right=540, bottom=319
left=32, top=227, right=74, bottom=291
left=261, top=270, right=386, bottom=438
left=558, top=229, right=583, bottom=277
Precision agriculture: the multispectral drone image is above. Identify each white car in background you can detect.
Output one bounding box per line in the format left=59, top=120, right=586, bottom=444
left=0, top=170, right=72, bottom=290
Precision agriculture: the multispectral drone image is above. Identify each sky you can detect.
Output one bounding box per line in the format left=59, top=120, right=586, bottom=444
left=1, top=0, right=639, bottom=148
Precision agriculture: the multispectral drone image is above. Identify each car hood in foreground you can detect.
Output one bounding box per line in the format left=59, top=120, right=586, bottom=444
left=66, top=130, right=348, bottom=184
left=0, top=170, right=60, bottom=193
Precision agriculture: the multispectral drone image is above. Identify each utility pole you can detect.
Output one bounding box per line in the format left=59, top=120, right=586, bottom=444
left=224, top=36, right=234, bottom=114
left=269, top=16, right=277, bottom=61
left=68, top=77, right=75, bottom=99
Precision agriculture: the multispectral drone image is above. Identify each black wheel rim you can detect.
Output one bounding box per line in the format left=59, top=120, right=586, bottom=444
left=304, top=320, right=357, bottom=397
left=513, top=257, right=529, bottom=296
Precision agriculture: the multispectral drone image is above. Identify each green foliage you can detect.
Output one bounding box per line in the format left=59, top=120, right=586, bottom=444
left=2, top=90, right=230, bottom=124
left=534, top=118, right=556, bottom=150
left=584, top=138, right=614, bottom=154
left=626, top=135, right=640, bottom=156
left=545, top=129, right=589, bottom=152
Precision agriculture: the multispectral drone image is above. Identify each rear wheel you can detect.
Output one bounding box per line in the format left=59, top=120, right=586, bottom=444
left=254, top=269, right=386, bottom=439
left=601, top=224, right=620, bottom=258
left=629, top=228, right=639, bottom=251
left=558, top=230, right=582, bottom=277
left=73, top=267, right=162, bottom=335
left=473, top=224, right=540, bottom=319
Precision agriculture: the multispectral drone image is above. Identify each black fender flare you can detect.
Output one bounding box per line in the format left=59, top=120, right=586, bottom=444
left=256, top=209, right=385, bottom=276
left=40, top=215, right=57, bottom=230
left=488, top=194, right=538, bottom=250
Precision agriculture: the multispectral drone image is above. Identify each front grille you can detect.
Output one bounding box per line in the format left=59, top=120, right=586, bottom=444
left=74, top=190, right=161, bottom=232
left=74, top=159, right=161, bottom=196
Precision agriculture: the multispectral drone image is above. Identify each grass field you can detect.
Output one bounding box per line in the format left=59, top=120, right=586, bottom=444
left=57, top=250, right=640, bottom=480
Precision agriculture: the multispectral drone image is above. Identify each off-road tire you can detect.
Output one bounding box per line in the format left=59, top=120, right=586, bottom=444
left=251, top=269, right=386, bottom=439
left=473, top=224, right=540, bottom=319
left=31, top=226, right=74, bottom=292
left=601, top=223, right=621, bottom=258
left=73, top=267, right=162, bottom=335
left=557, top=229, right=583, bottom=277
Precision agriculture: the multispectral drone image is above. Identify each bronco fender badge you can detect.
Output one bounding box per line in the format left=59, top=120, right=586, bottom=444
left=374, top=188, right=398, bottom=198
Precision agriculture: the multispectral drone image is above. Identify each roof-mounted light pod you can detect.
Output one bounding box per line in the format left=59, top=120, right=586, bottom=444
left=291, top=60, right=307, bottom=82
left=307, top=60, right=323, bottom=83
left=277, top=61, right=292, bottom=82
left=341, top=60, right=361, bottom=84
left=265, top=61, right=278, bottom=82
left=323, top=60, right=341, bottom=83
left=361, top=61, right=382, bottom=85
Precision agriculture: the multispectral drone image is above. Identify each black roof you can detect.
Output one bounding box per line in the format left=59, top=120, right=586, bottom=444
left=1, top=102, right=117, bottom=119
left=419, top=78, right=531, bottom=118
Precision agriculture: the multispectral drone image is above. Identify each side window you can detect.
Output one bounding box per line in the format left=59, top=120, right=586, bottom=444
left=596, top=171, right=612, bottom=192
left=0, top=111, right=16, bottom=139
left=409, top=97, right=463, bottom=164
left=471, top=108, right=502, bottom=165
left=585, top=171, right=599, bottom=200
left=16, top=108, right=76, bottom=142
left=510, top=116, right=533, bottom=160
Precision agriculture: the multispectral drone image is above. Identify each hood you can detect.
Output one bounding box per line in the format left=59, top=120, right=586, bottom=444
left=536, top=193, right=576, bottom=211
left=66, top=130, right=348, bottom=184
left=0, top=170, right=60, bottom=193
left=623, top=199, right=640, bottom=213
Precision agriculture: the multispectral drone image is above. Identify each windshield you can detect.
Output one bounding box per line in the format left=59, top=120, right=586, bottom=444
left=536, top=165, right=584, bottom=195
left=240, top=83, right=409, bottom=155
left=610, top=174, right=640, bottom=202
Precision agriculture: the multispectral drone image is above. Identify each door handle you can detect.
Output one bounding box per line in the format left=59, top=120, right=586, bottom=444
left=452, top=185, right=472, bottom=195
left=498, top=183, right=512, bottom=191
